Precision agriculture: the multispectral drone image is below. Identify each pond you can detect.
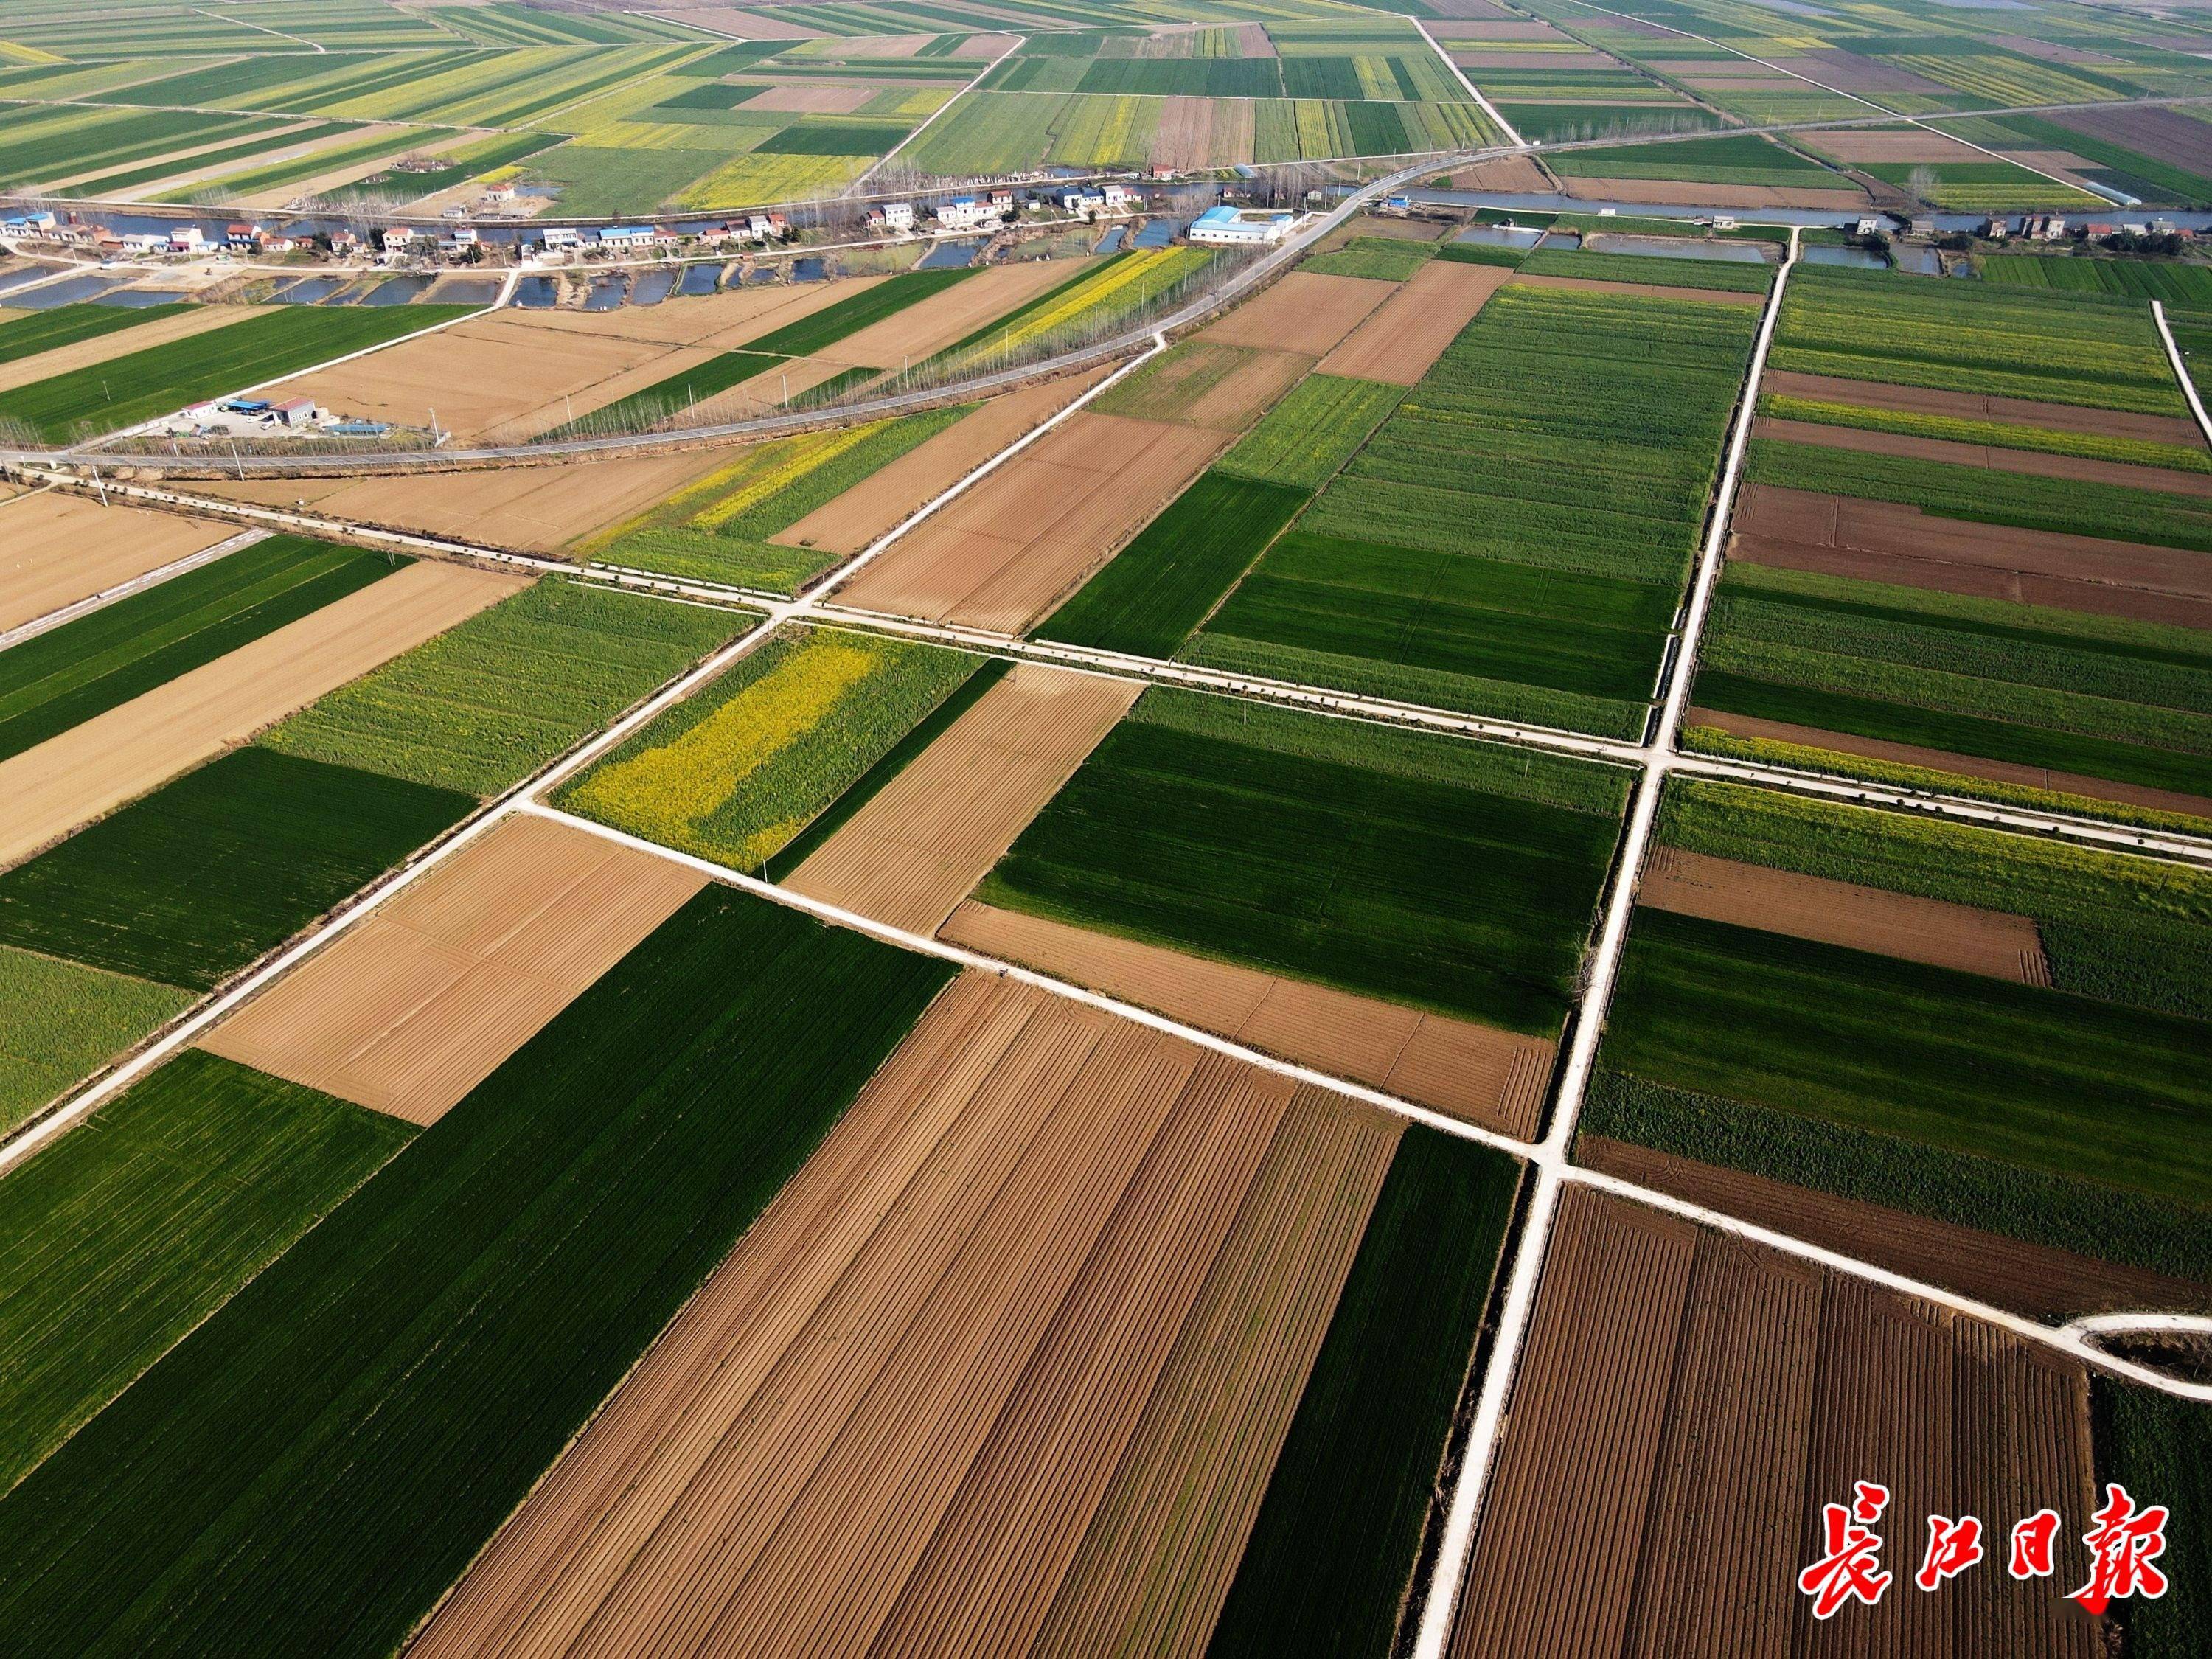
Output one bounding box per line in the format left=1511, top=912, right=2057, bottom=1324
left=581, top=273, right=628, bottom=310
left=1585, top=233, right=1767, bottom=264
left=1093, top=226, right=1127, bottom=254
left=1133, top=218, right=1183, bottom=249
left=361, top=275, right=433, bottom=305
left=269, top=276, right=346, bottom=303
left=677, top=261, right=723, bottom=296
left=93, top=286, right=191, bottom=307
left=629, top=267, right=676, bottom=305
left=1453, top=224, right=1543, bottom=251
left=917, top=237, right=981, bottom=270
left=12, top=273, right=128, bottom=307
left=792, top=257, right=827, bottom=282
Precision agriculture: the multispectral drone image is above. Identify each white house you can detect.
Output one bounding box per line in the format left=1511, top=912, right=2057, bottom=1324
left=936, top=195, right=994, bottom=230
left=1101, top=183, right=1135, bottom=209
left=882, top=201, right=917, bottom=233
left=1189, top=205, right=1294, bottom=246
left=541, top=226, right=582, bottom=249
left=598, top=225, right=655, bottom=249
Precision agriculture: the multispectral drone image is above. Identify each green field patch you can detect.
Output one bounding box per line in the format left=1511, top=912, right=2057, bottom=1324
left=519, top=142, right=725, bottom=217
left=0, top=304, right=477, bottom=440
left=0, top=888, right=950, bottom=1658
left=1604, top=907, right=2212, bottom=1212
left=979, top=686, right=1624, bottom=1033
left=558, top=624, right=981, bottom=872
left=0, top=106, right=286, bottom=191
left=0, top=537, right=397, bottom=765
left=540, top=349, right=785, bottom=437
left=0, top=302, right=192, bottom=366
left=0, top=748, right=474, bottom=991
left=0, top=945, right=191, bottom=1139
left=1582, top=1066, right=2212, bottom=1285
left=1770, top=264, right=2185, bottom=416
left=742, top=265, right=976, bottom=358
left=1208, top=1126, right=1518, bottom=1659
left=1857, top=158, right=2092, bottom=211
left=1437, top=239, right=1530, bottom=268
left=1978, top=251, right=2212, bottom=305
left=2096, top=1382, right=2212, bottom=1658
left=1761, top=391, right=2212, bottom=473
left=1546, top=132, right=1843, bottom=187
left=1517, top=246, right=1773, bottom=293
left=1215, top=373, right=1404, bottom=492
left=262, top=578, right=749, bottom=797
left=1035, top=471, right=1312, bottom=659
left=364, top=129, right=566, bottom=199
left=0, top=1050, right=411, bottom=1492
left=752, top=117, right=914, bottom=156
left=579, top=406, right=968, bottom=593
left=159, top=124, right=453, bottom=205
left=1493, top=102, right=1721, bottom=145
left=1301, top=234, right=1435, bottom=282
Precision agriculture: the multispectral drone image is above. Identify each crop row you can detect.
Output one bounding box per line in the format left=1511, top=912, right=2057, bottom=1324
left=557, top=624, right=981, bottom=873
left=1978, top=252, right=2212, bottom=305
left=1514, top=246, right=1773, bottom=293
left=1301, top=235, right=1436, bottom=282
left=1761, top=391, right=2212, bottom=473
left=263, top=577, right=749, bottom=797
left=0, top=944, right=190, bottom=1138
left=1217, top=372, right=1405, bottom=491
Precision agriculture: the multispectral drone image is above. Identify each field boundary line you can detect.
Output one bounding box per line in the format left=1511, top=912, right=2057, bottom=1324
left=516, top=801, right=1534, bottom=1155
left=2154, top=298, right=2212, bottom=448
left=1414, top=15, right=1526, bottom=149
left=0, top=526, right=268, bottom=653
left=1409, top=225, right=1801, bottom=1659
left=855, top=32, right=1025, bottom=187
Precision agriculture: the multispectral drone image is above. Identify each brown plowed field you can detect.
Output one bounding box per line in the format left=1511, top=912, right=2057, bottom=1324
left=1691, top=705, right=2212, bottom=821
left=940, top=899, right=1554, bottom=1138
left=1454, top=47, right=1614, bottom=68
left=829, top=411, right=1228, bottom=633
left=0, top=495, right=237, bottom=633
left=2052, top=102, right=2212, bottom=176
left=1562, top=178, right=1868, bottom=208
left=198, top=815, right=702, bottom=1123
left=1198, top=271, right=1394, bottom=355
left=771, top=366, right=1116, bottom=556
left=1804, top=128, right=1994, bottom=164
left=1578, top=1135, right=2212, bottom=1319
left=1800, top=48, right=1958, bottom=97
left=1758, top=415, right=2212, bottom=498
left=193, top=446, right=743, bottom=554
left=1155, top=97, right=1219, bottom=172
left=1730, top=484, right=2212, bottom=629
left=1319, top=260, right=1513, bottom=384
left=818, top=259, right=1103, bottom=368
left=1444, top=155, right=1554, bottom=192
left=489, top=280, right=865, bottom=348
left=0, top=560, right=521, bottom=870
left=1763, top=370, right=2205, bottom=446
left=1509, top=270, right=1767, bottom=307
left=783, top=663, right=1140, bottom=933
left=1451, top=1187, right=2107, bottom=1658
left=0, top=304, right=262, bottom=395
left=412, top=972, right=1397, bottom=1659
left=1430, top=18, right=1571, bottom=38
left=739, top=84, right=874, bottom=113
left=1642, top=846, right=2050, bottom=984
left=1101, top=344, right=1315, bottom=432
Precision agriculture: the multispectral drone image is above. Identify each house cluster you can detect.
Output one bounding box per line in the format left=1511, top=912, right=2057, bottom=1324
left=1, top=211, right=312, bottom=257
left=863, top=182, right=1137, bottom=236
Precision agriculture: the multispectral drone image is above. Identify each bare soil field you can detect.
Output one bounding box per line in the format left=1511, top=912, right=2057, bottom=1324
left=830, top=411, right=1228, bottom=633
left=1509, top=270, right=1766, bottom=307
left=1757, top=415, right=2212, bottom=498
left=0, top=494, right=237, bottom=633
left=820, top=260, right=1102, bottom=368
left=1199, top=271, right=1394, bottom=356
left=1763, top=370, right=2205, bottom=446
left=1800, top=48, right=1959, bottom=97
left=1320, top=260, right=1514, bottom=385
left=132, top=122, right=380, bottom=200
left=740, top=84, right=876, bottom=113
left=1579, top=1136, right=2212, bottom=1319
left=941, top=900, right=1555, bottom=1138
left=1803, top=128, right=1995, bottom=164
left=1731, top=484, right=2212, bottom=628
left=195, top=447, right=742, bottom=554
left=1444, top=153, right=1555, bottom=193
left=199, top=814, right=702, bottom=1123
left=0, top=560, right=521, bottom=870
left=784, top=664, right=1140, bottom=933
left=1104, top=344, right=1315, bottom=432
left=772, top=366, right=1114, bottom=557
left=1451, top=1186, right=2107, bottom=1658
left=412, top=971, right=1394, bottom=1659
left=1561, top=177, right=1868, bottom=207
left=1430, top=18, right=1573, bottom=38
left=1642, top=846, right=2050, bottom=984
left=0, top=304, right=263, bottom=396
left=2053, top=102, right=2212, bottom=175
left=1155, top=97, right=1220, bottom=172
left=1690, top=706, right=2212, bottom=821
left=493, top=281, right=866, bottom=349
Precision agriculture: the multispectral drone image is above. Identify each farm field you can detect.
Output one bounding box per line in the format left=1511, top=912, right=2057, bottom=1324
left=408, top=967, right=1520, bottom=1659
left=0, top=558, right=518, bottom=869
left=201, top=813, right=706, bottom=1123
left=0, top=305, right=260, bottom=399
left=0, top=303, right=479, bottom=440
left=1186, top=281, right=1759, bottom=736
left=557, top=624, right=986, bottom=874
left=1590, top=776, right=2212, bottom=1293
left=978, top=686, right=1627, bottom=1038
left=0, top=494, right=242, bottom=633
left=0, top=888, right=953, bottom=1658
left=0, top=1050, right=411, bottom=1490
left=1452, top=1186, right=2110, bottom=1657
left=0, top=302, right=193, bottom=369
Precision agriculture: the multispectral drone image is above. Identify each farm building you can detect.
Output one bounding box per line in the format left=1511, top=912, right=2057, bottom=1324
left=1191, top=206, right=1297, bottom=246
